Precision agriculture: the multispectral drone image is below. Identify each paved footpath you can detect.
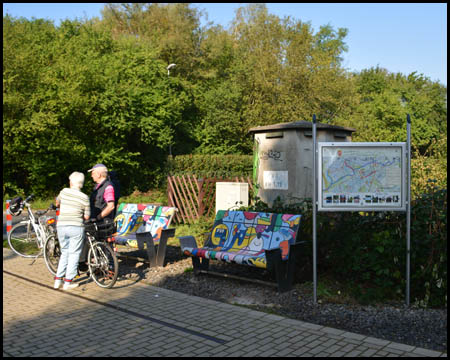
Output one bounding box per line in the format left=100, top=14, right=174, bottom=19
left=3, top=248, right=447, bottom=357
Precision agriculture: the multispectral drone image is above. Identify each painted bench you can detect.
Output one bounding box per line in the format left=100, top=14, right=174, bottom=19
left=179, top=210, right=302, bottom=292
left=113, top=203, right=177, bottom=267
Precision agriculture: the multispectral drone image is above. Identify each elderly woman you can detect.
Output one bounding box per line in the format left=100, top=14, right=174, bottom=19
left=53, top=171, right=90, bottom=290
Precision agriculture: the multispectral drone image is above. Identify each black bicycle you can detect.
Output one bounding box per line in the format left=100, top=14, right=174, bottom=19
left=43, top=219, right=119, bottom=289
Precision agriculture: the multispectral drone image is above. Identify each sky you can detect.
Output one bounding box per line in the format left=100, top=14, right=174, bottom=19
left=3, top=3, right=447, bottom=85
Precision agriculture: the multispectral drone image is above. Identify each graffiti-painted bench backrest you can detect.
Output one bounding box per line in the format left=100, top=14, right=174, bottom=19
left=185, top=210, right=301, bottom=269
left=114, top=203, right=177, bottom=246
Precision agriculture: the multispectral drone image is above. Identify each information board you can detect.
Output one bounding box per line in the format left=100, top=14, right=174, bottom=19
left=318, top=142, right=406, bottom=211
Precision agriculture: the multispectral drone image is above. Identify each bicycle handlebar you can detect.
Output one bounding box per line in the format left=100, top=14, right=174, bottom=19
left=18, top=194, right=34, bottom=211
left=84, top=218, right=116, bottom=239
left=24, top=194, right=34, bottom=203
left=19, top=194, right=56, bottom=216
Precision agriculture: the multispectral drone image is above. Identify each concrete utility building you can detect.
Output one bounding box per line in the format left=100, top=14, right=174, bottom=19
left=248, top=121, right=356, bottom=206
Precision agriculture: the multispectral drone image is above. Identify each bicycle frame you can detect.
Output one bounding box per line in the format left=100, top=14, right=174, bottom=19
left=85, top=233, right=100, bottom=266
left=12, top=195, right=56, bottom=257
left=84, top=221, right=118, bottom=288
left=23, top=201, right=55, bottom=251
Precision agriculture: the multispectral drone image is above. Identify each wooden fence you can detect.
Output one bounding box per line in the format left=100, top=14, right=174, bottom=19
left=167, top=175, right=253, bottom=224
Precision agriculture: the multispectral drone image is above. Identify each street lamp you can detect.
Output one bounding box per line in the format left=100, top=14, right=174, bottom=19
left=166, top=63, right=177, bottom=156
left=167, top=63, right=176, bottom=76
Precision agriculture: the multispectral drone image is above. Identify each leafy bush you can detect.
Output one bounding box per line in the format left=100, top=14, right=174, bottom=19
left=411, top=135, right=447, bottom=199
left=246, top=186, right=447, bottom=307
left=173, top=216, right=215, bottom=247
left=166, top=154, right=253, bottom=177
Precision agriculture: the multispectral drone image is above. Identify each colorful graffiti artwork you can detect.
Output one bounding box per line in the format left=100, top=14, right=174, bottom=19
left=182, top=210, right=301, bottom=269
left=114, top=203, right=177, bottom=246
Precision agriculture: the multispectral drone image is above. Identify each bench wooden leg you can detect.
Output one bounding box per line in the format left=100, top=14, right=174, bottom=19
left=136, top=232, right=157, bottom=268
left=266, top=247, right=297, bottom=293
left=156, top=228, right=176, bottom=267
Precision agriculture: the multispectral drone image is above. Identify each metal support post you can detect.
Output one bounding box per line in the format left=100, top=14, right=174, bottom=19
left=406, top=114, right=411, bottom=306
left=312, top=114, right=317, bottom=304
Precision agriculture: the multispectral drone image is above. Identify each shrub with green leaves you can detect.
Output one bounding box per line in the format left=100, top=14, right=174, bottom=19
left=246, top=186, right=447, bottom=307
left=166, top=154, right=253, bottom=178
left=3, top=16, right=195, bottom=198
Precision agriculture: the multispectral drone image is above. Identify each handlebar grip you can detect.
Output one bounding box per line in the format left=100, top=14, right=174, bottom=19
left=25, top=194, right=34, bottom=203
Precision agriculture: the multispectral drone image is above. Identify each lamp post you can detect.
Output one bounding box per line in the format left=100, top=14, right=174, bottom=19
left=167, top=63, right=176, bottom=76
left=166, top=63, right=176, bottom=156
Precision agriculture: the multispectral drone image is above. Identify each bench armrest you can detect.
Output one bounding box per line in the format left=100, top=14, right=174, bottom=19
left=178, top=235, right=198, bottom=251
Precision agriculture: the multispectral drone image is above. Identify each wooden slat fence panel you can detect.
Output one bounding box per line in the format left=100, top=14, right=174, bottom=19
left=167, top=176, right=185, bottom=224
left=167, top=175, right=252, bottom=224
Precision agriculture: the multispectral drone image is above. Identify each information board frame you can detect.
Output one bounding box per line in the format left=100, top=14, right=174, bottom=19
left=317, top=142, right=407, bottom=212
left=312, top=115, right=411, bottom=306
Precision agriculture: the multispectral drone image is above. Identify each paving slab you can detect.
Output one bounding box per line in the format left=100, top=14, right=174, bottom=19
left=3, top=248, right=446, bottom=357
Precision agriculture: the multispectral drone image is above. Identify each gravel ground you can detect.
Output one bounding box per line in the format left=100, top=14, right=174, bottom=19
left=117, top=245, right=447, bottom=353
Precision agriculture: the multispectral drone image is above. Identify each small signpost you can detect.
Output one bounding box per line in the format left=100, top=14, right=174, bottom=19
left=312, top=114, right=412, bottom=305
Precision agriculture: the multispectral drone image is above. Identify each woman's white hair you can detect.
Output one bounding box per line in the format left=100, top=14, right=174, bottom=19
left=69, top=171, right=85, bottom=190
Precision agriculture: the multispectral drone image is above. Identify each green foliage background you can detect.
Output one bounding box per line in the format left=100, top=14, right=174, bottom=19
left=166, top=154, right=253, bottom=177
left=3, top=4, right=447, bottom=307
left=3, top=4, right=446, bottom=198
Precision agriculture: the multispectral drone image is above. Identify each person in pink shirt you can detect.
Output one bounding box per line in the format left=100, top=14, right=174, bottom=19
left=88, top=164, right=116, bottom=222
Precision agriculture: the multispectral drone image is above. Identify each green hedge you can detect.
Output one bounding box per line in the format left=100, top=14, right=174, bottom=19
left=166, top=154, right=253, bottom=177
left=247, top=186, right=447, bottom=308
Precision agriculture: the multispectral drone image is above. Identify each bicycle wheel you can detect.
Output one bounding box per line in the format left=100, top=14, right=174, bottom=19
left=43, top=235, right=61, bottom=276
left=7, top=221, right=41, bottom=257
left=87, top=242, right=118, bottom=288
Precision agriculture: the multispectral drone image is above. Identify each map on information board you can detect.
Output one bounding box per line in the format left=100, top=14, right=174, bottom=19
left=318, top=143, right=406, bottom=211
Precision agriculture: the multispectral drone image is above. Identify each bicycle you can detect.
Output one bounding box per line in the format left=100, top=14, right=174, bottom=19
left=7, top=195, right=57, bottom=258
left=43, top=218, right=119, bottom=289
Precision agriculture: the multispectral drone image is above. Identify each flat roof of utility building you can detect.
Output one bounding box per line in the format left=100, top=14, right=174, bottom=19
left=248, top=121, right=356, bottom=134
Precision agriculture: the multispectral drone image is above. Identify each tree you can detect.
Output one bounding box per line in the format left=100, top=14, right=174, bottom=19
left=100, top=3, right=205, bottom=81
left=219, top=4, right=357, bottom=151
left=338, top=67, right=447, bottom=154
left=193, top=79, right=246, bottom=154
left=4, top=8, right=446, bottom=197
left=3, top=16, right=194, bottom=196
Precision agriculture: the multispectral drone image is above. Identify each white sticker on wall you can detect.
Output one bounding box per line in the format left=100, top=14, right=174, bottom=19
left=263, top=171, right=288, bottom=190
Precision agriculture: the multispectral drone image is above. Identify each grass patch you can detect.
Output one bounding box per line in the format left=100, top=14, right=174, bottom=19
left=172, top=217, right=214, bottom=247
left=119, top=188, right=168, bottom=205
left=3, top=188, right=169, bottom=211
